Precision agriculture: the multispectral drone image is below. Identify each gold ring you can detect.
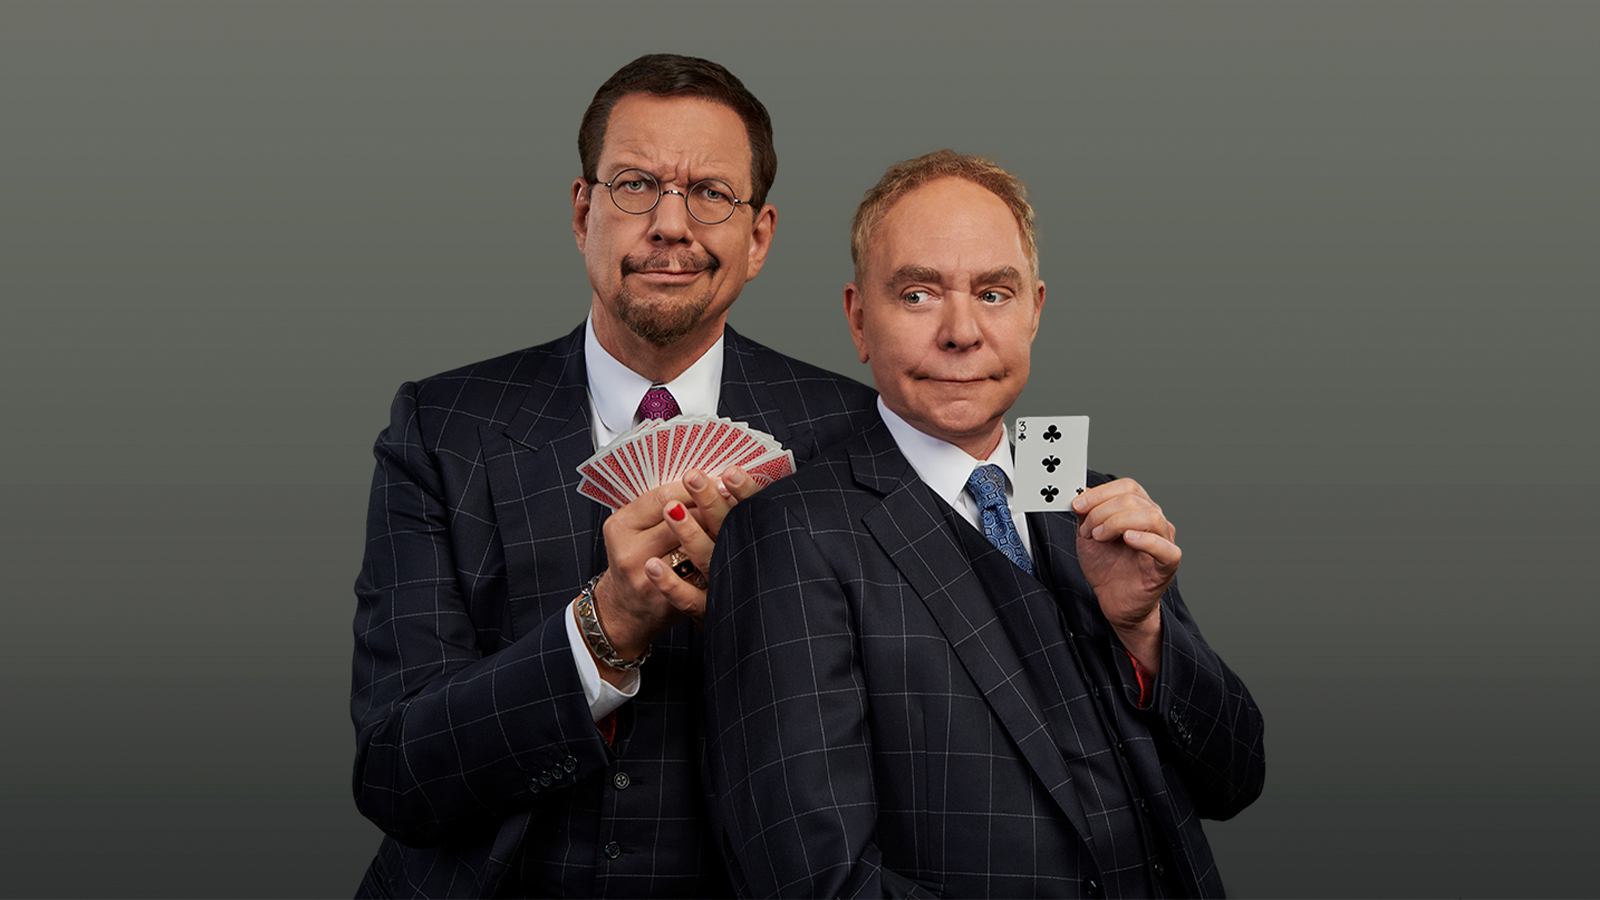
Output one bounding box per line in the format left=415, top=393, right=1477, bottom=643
left=664, top=548, right=708, bottom=590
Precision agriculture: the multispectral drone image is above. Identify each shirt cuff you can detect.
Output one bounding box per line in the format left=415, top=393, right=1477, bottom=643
left=565, top=598, right=640, bottom=721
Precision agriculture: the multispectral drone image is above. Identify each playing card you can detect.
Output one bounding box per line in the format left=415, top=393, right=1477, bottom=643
left=575, top=415, right=794, bottom=511
left=741, top=450, right=796, bottom=488
left=1012, top=416, right=1089, bottom=513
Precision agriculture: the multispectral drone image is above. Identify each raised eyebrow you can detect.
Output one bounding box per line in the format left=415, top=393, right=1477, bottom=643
left=885, top=265, right=944, bottom=292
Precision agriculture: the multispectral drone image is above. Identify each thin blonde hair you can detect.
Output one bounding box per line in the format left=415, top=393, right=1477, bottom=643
left=850, top=149, right=1038, bottom=281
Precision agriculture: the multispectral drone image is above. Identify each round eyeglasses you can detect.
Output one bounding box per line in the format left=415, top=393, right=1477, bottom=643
left=595, top=168, right=751, bottom=225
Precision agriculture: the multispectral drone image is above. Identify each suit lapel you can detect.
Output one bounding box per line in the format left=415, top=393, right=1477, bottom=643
left=853, top=424, right=1094, bottom=843
left=484, top=325, right=606, bottom=641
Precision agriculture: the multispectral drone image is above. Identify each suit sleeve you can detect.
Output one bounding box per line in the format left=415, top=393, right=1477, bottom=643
left=704, top=496, right=936, bottom=900
left=1131, top=580, right=1266, bottom=821
left=350, top=382, right=609, bottom=847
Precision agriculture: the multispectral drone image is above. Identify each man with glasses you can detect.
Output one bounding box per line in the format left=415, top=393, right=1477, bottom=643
left=350, top=54, right=875, bottom=898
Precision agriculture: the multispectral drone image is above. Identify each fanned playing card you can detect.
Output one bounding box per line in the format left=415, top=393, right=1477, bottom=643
left=1012, top=416, right=1089, bottom=513
left=576, top=414, right=796, bottom=511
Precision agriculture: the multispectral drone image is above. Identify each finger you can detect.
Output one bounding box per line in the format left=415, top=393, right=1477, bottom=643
left=612, top=483, right=695, bottom=527
left=1071, top=477, right=1149, bottom=515
left=681, top=468, right=733, bottom=534
left=689, top=465, right=762, bottom=541
left=1076, top=491, right=1161, bottom=538
left=644, top=556, right=706, bottom=623
left=1088, top=506, right=1176, bottom=544
left=697, top=464, right=758, bottom=534
left=719, top=465, right=763, bottom=503
left=1122, top=528, right=1183, bottom=575
left=662, top=499, right=717, bottom=571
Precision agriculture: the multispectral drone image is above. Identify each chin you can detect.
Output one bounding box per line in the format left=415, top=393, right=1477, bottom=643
left=617, top=294, right=712, bottom=347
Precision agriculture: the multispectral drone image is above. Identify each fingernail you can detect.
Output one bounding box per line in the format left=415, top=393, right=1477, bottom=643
left=685, top=471, right=707, bottom=491
left=724, top=467, right=746, bottom=487
left=646, top=558, right=663, bottom=577
left=1072, top=496, right=1086, bottom=512
left=667, top=502, right=687, bottom=522
left=715, top=478, right=731, bottom=498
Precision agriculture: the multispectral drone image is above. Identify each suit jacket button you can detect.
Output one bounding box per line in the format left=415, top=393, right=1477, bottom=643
left=603, top=841, right=622, bottom=860
left=1154, top=861, right=1166, bottom=877
left=563, top=756, right=578, bottom=772
left=538, top=772, right=552, bottom=787
left=613, top=772, right=631, bottom=790
left=528, top=779, right=542, bottom=794
left=1085, top=877, right=1103, bottom=898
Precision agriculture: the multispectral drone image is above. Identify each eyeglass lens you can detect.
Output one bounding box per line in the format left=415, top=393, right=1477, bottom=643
left=608, top=169, right=738, bottom=224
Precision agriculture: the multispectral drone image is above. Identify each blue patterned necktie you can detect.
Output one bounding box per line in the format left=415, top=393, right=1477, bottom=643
left=637, top=384, right=682, bottom=421
left=965, top=464, right=1035, bottom=577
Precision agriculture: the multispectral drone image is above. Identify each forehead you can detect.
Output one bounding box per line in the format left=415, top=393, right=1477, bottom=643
left=599, top=93, right=752, bottom=188
left=867, top=178, right=1029, bottom=282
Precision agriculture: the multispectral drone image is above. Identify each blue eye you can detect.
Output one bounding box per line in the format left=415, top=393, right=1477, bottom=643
left=979, top=290, right=1006, bottom=304
left=904, top=290, right=930, bottom=305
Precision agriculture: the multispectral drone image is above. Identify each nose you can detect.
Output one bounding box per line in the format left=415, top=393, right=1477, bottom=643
left=938, top=294, right=983, bottom=350
left=648, top=188, right=694, bottom=244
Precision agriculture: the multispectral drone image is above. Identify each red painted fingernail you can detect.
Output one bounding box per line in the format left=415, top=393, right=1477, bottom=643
left=667, top=503, right=687, bottom=522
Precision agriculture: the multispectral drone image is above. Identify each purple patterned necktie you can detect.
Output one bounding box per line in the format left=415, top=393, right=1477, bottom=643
left=965, top=464, right=1035, bottom=577
left=637, top=384, right=682, bottom=421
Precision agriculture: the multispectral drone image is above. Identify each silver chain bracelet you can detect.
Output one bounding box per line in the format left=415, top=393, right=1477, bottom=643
left=574, top=574, right=652, bottom=671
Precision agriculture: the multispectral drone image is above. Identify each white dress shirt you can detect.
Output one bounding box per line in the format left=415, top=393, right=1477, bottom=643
left=564, top=315, right=725, bottom=720
left=876, top=397, right=1033, bottom=559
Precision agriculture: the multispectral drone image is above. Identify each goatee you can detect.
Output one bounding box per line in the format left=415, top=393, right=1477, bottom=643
left=616, top=250, right=720, bottom=347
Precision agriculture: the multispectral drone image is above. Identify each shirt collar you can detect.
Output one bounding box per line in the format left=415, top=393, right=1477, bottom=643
left=876, top=396, right=1016, bottom=505
left=584, top=314, right=724, bottom=436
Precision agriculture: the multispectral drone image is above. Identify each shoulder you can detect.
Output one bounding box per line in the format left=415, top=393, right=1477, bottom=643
left=727, top=434, right=867, bottom=537
left=725, top=327, right=877, bottom=411
left=395, top=326, right=583, bottom=445
left=723, top=326, right=878, bottom=456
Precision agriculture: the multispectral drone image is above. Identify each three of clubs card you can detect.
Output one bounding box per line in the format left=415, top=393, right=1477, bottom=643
left=1012, top=416, right=1089, bottom=513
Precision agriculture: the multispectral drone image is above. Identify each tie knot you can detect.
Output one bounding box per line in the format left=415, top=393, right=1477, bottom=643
left=965, top=464, right=1010, bottom=511
left=637, top=384, right=681, bottom=421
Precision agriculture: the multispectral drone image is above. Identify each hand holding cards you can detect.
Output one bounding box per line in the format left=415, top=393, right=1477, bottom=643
left=1012, top=416, right=1089, bottom=513
left=577, top=414, right=796, bottom=511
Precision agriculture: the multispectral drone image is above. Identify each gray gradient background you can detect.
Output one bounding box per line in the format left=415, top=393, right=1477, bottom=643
left=2, top=1, right=1596, bottom=896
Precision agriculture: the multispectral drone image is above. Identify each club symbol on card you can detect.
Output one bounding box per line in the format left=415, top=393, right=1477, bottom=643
left=1042, top=455, right=1060, bottom=473
left=1075, top=487, right=1085, bottom=495
left=1042, top=425, right=1062, bottom=442
left=1040, top=486, right=1060, bottom=503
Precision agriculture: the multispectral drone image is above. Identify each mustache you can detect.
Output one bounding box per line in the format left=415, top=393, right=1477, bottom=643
left=621, top=250, right=719, bottom=277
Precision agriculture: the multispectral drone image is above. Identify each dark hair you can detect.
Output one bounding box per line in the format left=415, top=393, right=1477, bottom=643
left=578, top=54, right=777, bottom=209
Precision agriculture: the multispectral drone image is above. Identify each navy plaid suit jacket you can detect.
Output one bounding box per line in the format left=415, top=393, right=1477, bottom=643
left=704, top=418, right=1265, bottom=898
left=351, top=322, right=878, bottom=898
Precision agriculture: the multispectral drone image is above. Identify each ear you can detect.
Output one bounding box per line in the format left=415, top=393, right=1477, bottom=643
left=741, top=203, right=778, bottom=282
left=1029, top=279, right=1046, bottom=340
left=572, top=177, right=593, bottom=252
left=843, top=282, right=870, bottom=364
